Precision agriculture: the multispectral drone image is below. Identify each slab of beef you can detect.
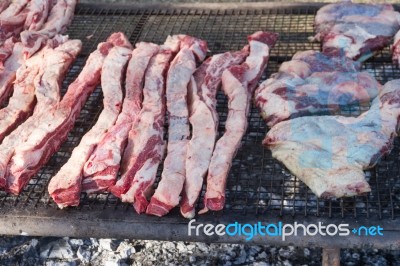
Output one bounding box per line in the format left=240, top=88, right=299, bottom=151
left=0, top=0, right=29, bottom=44
left=200, top=31, right=278, bottom=214
left=0, top=39, right=81, bottom=191
left=48, top=45, right=131, bottom=208
left=179, top=47, right=249, bottom=219
left=82, top=42, right=159, bottom=194
left=109, top=36, right=181, bottom=214
left=255, top=50, right=381, bottom=127
left=21, top=0, right=77, bottom=58
left=1, top=34, right=124, bottom=196
left=24, top=0, right=52, bottom=31
left=312, top=2, right=400, bottom=61
left=264, top=79, right=400, bottom=198
left=0, top=41, right=24, bottom=106
left=146, top=36, right=208, bottom=217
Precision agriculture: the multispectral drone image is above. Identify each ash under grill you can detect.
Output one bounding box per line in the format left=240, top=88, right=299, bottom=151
left=0, top=3, right=400, bottom=245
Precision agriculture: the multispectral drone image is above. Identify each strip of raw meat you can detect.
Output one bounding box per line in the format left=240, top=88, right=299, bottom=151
left=393, top=30, right=400, bottom=64
left=0, top=43, right=50, bottom=144
left=0, top=0, right=11, bottom=14
left=48, top=46, right=131, bottom=207
left=179, top=47, right=249, bottom=219
left=24, top=0, right=52, bottom=31
left=109, top=36, right=181, bottom=214
left=21, top=0, right=77, bottom=58
left=146, top=36, right=208, bottom=217
left=0, top=37, right=16, bottom=69
left=82, top=42, right=159, bottom=194
left=0, top=0, right=30, bottom=44
left=312, top=2, right=400, bottom=61
left=263, top=79, right=400, bottom=198
left=2, top=36, right=121, bottom=196
left=255, top=68, right=381, bottom=127
left=0, top=39, right=81, bottom=191
left=200, top=31, right=278, bottom=214
left=0, top=41, right=23, bottom=105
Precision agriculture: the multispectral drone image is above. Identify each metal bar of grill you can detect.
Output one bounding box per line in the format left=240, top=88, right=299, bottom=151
left=0, top=2, right=400, bottom=248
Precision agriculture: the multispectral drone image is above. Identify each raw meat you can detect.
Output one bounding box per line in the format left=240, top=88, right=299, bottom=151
left=146, top=36, right=208, bottom=217
left=0, top=43, right=49, bottom=144
left=48, top=44, right=131, bottom=208
left=393, top=30, right=400, bottom=64
left=109, top=36, right=181, bottom=214
left=0, top=41, right=24, bottom=105
left=2, top=34, right=123, bottom=196
left=21, top=0, right=77, bottom=58
left=263, top=79, right=400, bottom=198
left=312, top=2, right=400, bottom=61
left=0, top=37, right=16, bottom=69
left=82, top=42, right=159, bottom=193
left=0, top=39, right=81, bottom=191
left=180, top=47, right=249, bottom=218
left=0, top=0, right=11, bottom=14
left=0, top=0, right=29, bottom=44
left=255, top=51, right=381, bottom=127
left=200, top=31, right=278, bottom=213
left=24, top=0, right=52, bottom=31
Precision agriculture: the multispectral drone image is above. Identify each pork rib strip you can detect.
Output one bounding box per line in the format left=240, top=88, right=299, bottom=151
left=200, top=31, right=278, bottom=214
left=1, top=36, right=120, bottom=196
left=0, top=39, right=82, bottom=192
left=24, top=0, right=52, bottom=31
left=179, top=47, right=249, bottom=219
left=82, top=42, right=159, bottom=193
left=109, top=36, right=181, bottom=214
left=146, top=36, right=208, bottom=217
left=0, top=43, right=53, bottom=144
left=21, top=0, right=77, bottom=58
left=0, top=41, right=24, bottom=105
left=312, top=2, right=400, bottom=61
left=263, top=79, right=400, bottom=198
left=0, top=0, right=29, bottom=44
left=48, top=45, right=131, bottom=208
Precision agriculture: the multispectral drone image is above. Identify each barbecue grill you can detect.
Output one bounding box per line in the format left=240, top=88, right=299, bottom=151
left=1, top=2, right=400, bottom=264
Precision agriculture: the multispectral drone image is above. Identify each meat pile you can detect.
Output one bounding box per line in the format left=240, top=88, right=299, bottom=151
left=33, top=30, right=276, bottom=218
left=257, top=2, right=400, bottom=200
left=0, top=0, right=78, bottom=192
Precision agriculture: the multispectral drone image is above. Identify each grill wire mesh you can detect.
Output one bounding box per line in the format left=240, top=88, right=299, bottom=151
left=0, top=4, right=400, bottom=222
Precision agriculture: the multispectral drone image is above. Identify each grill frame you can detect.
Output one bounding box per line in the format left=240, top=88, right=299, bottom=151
left=0, top=2, right=400, bottom=247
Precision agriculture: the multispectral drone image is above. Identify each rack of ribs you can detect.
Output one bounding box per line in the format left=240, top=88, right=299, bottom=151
left=21, top=0, right=77, bottom=58
left=146, top=36, right=208, bottom=217
left=0, top=38, right=82, bottom=192
left=2, top=35, right=121, bottom=196
left=311, top=2, right=400, bottom=61
left=255, top=50, right=381, bottom=127
left=200, top=31, right=278, bottom=214
left=109, top=36, right=181, bottom=214
left=263, top=79, right=400, bottom=198
left=82, top=42, right=160, bottom=194
left=48, top=34, right=132, bottom=208
left=179, top=47, right=249, bottom=219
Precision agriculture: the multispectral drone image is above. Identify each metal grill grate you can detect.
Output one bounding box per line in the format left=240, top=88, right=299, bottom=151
left=1, top=3, right=400, bottom=236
